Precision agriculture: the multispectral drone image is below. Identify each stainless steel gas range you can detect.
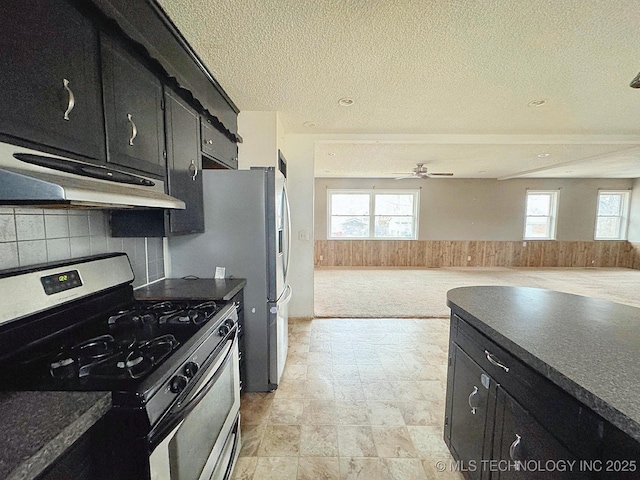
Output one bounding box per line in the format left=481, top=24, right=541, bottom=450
left=0, top=253, right=241, bottom=480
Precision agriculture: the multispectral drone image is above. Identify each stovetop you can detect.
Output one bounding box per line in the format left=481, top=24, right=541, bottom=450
left=0, top=299, right=228, bottom=391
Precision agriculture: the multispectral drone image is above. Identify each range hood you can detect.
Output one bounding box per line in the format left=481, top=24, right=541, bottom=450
left=0, top=142, right=185, bottom=209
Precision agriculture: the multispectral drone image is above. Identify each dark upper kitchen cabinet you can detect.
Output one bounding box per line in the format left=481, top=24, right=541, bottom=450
left=165, top=89, right=204, bottom=234
left=201, top=118, right=238, bottom=170
left=88, top=0, right=240, bottom=138
left=101, top=35, right=166, bottom=178
left=0, top=0, right=105, bottom=162
left=110, top=88, right=204, bottom=237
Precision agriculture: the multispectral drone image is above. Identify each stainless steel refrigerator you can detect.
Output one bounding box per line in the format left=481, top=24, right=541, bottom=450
left=168, top=164, right=292, bottom=392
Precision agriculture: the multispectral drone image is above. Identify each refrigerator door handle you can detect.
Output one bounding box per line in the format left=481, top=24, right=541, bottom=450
left=283, top=180, right=292, bottom=285
left=279, top=284, right=293, bottom=305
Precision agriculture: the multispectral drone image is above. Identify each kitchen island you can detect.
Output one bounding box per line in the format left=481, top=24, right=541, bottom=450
left=445, top=286, right=640, bottom=479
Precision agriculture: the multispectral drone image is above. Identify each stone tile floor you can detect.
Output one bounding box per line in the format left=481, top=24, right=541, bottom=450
left=233, top=318, right=464, bottom=480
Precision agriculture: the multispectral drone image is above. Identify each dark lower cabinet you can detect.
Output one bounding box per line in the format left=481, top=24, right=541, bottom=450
left=229, top=290, right=246, bottom=390
left=0, top=0, right=105, bottom=162
left=101, top=34, right=166, bottom=178
left=492, top=387, right=584, bottom=480
left=36, top=418, right=109, bottom=480
left=447, top=345, right=494, bottom=480
left=445, top=312, right=640, bottom=480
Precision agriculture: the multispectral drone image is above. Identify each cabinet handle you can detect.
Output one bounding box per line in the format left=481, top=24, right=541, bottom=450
left=127, top=114, right=138, bottom=146
left=509, top=434, right=522, bottom=470
left=484, top=350, right=509, bottom=372
left=62, top=79, right=75, bottom=121
left=468, top=386, right=479, bottom=415
left=189, top=160, right=198, bottom=181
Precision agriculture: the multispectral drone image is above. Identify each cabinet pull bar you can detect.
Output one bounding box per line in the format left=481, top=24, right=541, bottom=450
left=127, top=114, right=137, bottom=146
left=468, top=386, right=479, bottom=414
left=484, top=350, right=509, bottom=372
left=189, top=160, right=198, bottom=181
left=509, top=433, right=522, bottom=470
left=63, top=79, right=75, bottom=121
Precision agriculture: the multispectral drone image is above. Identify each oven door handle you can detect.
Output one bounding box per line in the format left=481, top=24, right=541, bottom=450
left=148, top=327, right=237, bottom=447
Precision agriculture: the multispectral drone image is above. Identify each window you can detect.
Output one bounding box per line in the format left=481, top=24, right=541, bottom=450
left=328, top=189, right=419, bottom=239
left=595, top=190, right=630, bottom=240
left=523, top=190, right=559, bottom=240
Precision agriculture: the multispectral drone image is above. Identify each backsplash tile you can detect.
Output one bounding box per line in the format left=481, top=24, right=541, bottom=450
left=18, top=240, right=47, bottom=265
left=44, top=214, right=70, bottom=239
left=0, top=208, right=164, bottom=288
left=15, top=214, right=45, bottom=241
left=0, top=242, right=19, bottom=270
left=0, top=215, right=16, bottom=242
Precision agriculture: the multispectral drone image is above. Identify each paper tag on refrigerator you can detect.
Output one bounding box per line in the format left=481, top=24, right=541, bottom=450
left=214, top=267, right=226, bottom=279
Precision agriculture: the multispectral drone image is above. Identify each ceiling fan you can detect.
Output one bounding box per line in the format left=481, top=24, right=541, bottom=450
left=394, top=163, right=454, bottom=180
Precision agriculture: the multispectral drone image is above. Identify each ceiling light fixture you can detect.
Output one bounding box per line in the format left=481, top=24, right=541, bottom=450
left=327, top=153, right=336, bottom=156
left=338, top=98, right=355, bottom=107
left=303, top=121, right=316, bottom=127
left=478, top=170, right=487, bottom=174
left=537, top=153, right=550, bottom=157
left=528, top=99, right=546, bottom=107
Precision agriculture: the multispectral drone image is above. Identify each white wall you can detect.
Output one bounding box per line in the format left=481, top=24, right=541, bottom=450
left=628, top=177, right=640, bottom=242
left=315, top=177, right=634, bottom=241
left=237, top=111, right=279, bottom=168
left=237, top=113, right=316, bottom=317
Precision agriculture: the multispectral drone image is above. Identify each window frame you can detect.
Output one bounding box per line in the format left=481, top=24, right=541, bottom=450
left=327, top=189, right=420, bottom=240
left=523, top=190, right=559, bottom=240
left=594, top=190, right=630, bottom=240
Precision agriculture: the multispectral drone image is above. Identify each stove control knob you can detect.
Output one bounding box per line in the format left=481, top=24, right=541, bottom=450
left=184, top=362, right=199, bottom=378
left=170, top=374, right=188, bottom=394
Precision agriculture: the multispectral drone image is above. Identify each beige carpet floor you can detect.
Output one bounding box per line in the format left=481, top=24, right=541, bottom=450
left=314, top=267, right=640, bottom=318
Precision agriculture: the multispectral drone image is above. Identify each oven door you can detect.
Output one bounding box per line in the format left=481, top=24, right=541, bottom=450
left=149, top=332, right=241, bottom=480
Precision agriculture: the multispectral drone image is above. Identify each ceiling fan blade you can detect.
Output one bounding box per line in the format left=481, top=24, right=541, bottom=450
left=394, top=175, right=415, bottom=180
left=427, top=172, right=454, bottom=176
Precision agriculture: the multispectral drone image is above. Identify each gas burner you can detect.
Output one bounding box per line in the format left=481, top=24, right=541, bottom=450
left=92, top=334, right=179, bottom=380
left=108, top=310, right=156, bottom=330
left=48, top=333, right=179, bottom=381
left=76, top=334, right=117, bottom=360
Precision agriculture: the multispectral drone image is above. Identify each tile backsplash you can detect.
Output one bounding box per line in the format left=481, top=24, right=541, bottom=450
left=0, top=207, right=163, bottom=288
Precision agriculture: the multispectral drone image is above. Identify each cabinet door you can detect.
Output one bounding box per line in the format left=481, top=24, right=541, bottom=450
left=0, top=0, right=105, bottom=162
left=448, top=344, right=494, bottom=480
left=493, top=387, right=585, bottom=480
left=201, top=118, right=238, bottom=169
left=165, top=90, right=204, bottom=234
left=101, top=35, right=165, bottom=177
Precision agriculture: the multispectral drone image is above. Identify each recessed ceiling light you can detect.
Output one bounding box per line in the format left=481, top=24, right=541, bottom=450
left=327, top=153, right=336, bottom=156
left=338, top=98, right=355, bottom=107
left=537, top=153, right=550, bottom=157
left=565, top=170, right=573, bottom=173
left=303, top=121, right=316, bottom=127
left=478, top=170, right=487, bottom=174
left=528, top=99, right=547, bottom=107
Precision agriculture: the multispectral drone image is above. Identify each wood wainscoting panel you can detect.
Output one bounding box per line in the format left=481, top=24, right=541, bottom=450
left=315, top=240, right=638, bottom=269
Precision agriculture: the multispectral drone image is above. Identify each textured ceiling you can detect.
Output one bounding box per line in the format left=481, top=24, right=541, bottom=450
left=158, top=0, right=640, bottom=178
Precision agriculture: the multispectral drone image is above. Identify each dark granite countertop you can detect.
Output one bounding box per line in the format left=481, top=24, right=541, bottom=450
left=0, top=391, right=111, bottom=480
left=134, top=278, right=246, bottom=302
left=447, top=286, right=640, bottom=443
